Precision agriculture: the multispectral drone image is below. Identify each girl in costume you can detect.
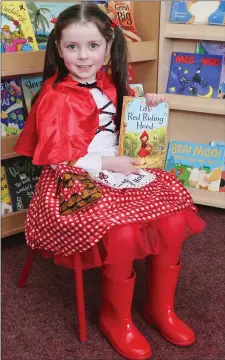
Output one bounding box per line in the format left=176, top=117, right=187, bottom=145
left=138, top=130, right=152, bottom=166
left=14, top=3, right=206, bottom=360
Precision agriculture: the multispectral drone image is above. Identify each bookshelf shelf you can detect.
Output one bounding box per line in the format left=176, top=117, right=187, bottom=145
left=164, top=23, right=225, bottom=42
left=1, top=210, right=27, bottom=238
left=2, top=135, right=21, bottom=160
left=188, top=189, right=225, bottom=209
left=2, top=41, right=158, bottom=77
left=165, top=95, right=225, bottom=116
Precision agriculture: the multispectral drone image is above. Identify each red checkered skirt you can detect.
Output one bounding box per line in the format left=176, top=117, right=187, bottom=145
left=25, top=166, right=206, bottom=269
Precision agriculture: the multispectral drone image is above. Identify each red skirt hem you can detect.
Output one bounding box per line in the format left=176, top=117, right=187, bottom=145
left=40, top=208, right=206, bottom=270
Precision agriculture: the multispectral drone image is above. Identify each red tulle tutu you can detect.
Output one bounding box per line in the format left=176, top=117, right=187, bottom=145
left=25, top=166, right=206, bottom=270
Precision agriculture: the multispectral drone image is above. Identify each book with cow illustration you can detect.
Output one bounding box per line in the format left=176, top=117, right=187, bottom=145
left=118, top=97, right=169, bottom=169
left=165, top=140, right=225, bottom=192
left=27, top=2, right=72, bottom=50
left=166, top=52, right=223, bottom=98
left=1, top=77, right=26, bottom=136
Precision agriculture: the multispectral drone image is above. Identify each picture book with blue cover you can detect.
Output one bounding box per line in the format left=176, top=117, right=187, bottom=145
left=211, top=140, right=225, bottom=192
left=1, top=77, right=25, bottom=136
left=166, top=52, right=223, bottom=98
left=196, top=41, right=225, bottom=99
left=165, top=141, right=225, bottom=192
left=118, top=97, right=169, bottom=169
left=21, top=74, right=43, bottom=113
left=169, top=1, right=225, bottom=25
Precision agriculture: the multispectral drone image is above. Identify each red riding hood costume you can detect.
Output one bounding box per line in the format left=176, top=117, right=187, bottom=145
left=138, top=130, right=152, bottom=158
left=14, top=70, right=206, bottom=270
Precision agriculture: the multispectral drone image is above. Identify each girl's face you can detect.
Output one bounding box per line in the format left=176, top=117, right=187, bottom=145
left=142, top=136, right=148, bottom=142
left=58, top=21, right=109, bottom=83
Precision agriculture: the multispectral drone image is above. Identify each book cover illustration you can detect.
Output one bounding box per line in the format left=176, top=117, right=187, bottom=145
left=20, top=75, right=43, bottom=113
left=165, top=141, right=225, bottom=192
left=27, top=2, right=73, bottom=50
left=129, top=84, right=144, bottom=97
left=211, top=141, right=225, bottom=192
left=118, top=97, right=169, bottom=169
left=105, top=1, right=142, bottom=42
left=196, top=41, right=225, bottom=99
left=1, top=166, right=13, bottom=216
left=166, top=52, right=223, bottom=98
left=1, top=78, right=26, bottom=136
left=169, top=1, right=225, bottom=25
left=1, top=1, right=38, bottom=52
left=4, top=157, right=43, bottom=212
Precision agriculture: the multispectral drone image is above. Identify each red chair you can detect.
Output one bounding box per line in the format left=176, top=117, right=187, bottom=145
left=18, top=248, right=87, bottom=342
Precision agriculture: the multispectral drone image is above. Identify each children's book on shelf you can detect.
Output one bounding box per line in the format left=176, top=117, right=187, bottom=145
left=1, top=77, right=26, bottom=136
left=107, top=1, right=142, bottom=42
left=129, top=84, right=144, bottom=97
left=1, top=166, right=13, bottom=216
left=169, top=1, right=225, bottom=25
left=21, top=75, right=43, bottom=113
left=210, top=141, right=225, bottom=192
left=27, top=2, right=73, bottom=50
left=1, top=1, right=38, bottom=52
left=196, top=41, right=225, bottom=99
left=166, top=52, right=223, bottom=98
left=4, top=157, right=43, bottom=212
left=118, top=97, right=169, bottom=169
left=165, top=141, right=225, bottom=192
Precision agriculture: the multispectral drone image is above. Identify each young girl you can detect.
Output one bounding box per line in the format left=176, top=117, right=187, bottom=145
left=14, top=3, right=206, bottom=360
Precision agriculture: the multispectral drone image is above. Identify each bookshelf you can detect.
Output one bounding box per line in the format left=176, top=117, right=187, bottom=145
left=158, top=1, right=225, bottom=209
left=1, top=1, right=161, bottom=238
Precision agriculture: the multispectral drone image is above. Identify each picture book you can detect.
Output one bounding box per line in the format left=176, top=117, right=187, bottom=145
left=129, top=84, right=144, bottom=97
left=166, top=52, right=223, bottom=98
left=165, top=141, right=225, bottom=192
left=1, top=165, right=13, bottom=216
left=211, top=141, right=225, bottom=192
left=4, top=157, right=43, bottom=212
left=21, top=75, right=43, bottom=113
left=169, top=1, right=225, bottom=25
left=118, top=97, right=169, bottom=169
left=1, top=77, right=26, bottom=136
left=196, top=41, right=225, bottom=99
left=107, top=1, right=142, bottom=42
left=1, top=1, right=38, bottom=53
left=27, top=2, right=73, bottom=50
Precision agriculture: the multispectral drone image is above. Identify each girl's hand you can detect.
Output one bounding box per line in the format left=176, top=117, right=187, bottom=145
left=145, top=93, right=165, bottom=107
left=102, top=156, right=140, bottom=175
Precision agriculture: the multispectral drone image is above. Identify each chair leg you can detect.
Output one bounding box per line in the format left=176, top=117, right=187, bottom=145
left=18, top=248, right=34, bottom=288
left=73, top=254, right=87, bottom=343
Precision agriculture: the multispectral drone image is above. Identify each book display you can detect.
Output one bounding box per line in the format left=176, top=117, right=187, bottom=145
left=1, top=0, right=160, bottom=238
left=158, top=1, right=225, bottom=209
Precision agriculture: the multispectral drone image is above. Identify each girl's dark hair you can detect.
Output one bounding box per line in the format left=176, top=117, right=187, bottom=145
left=32, top=2, right=129, bottom=129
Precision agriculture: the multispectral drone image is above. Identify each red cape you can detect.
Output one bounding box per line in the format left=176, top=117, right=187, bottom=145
left=14, top=70, right=119, bottom=165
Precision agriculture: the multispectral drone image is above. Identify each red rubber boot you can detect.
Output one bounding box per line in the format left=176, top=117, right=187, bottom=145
left=99, top=269, right=152, bottom=360
left=144, top=260, right=196, bottom=346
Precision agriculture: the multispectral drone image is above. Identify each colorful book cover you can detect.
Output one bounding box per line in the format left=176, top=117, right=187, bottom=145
left=1, top=78, right=26, bottom=136
left=1, top=166, right=13, bottom=216
left=211, top=141, right=225, bottom=192
left=166, top=52, right=223, bottom=98
left=4, top=157, right=42, bottom=212
left=196, top=41, right=225, bottom=99
left=107, top=1, right=142, bottom=42
left=165, top=141, right=225, bottom=192
left=129, top=84, right=144, bottom=97
left=118, top=97, right=169, bottom=169
left=1, top=1, right=38, bottom=52
left=20, top=75, right=43, bottom=113
left=27, top=2, right=73, bottom=50
left=169, top=1, right=225, bottom=25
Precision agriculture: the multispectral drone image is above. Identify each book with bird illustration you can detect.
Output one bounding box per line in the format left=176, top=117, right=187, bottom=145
left=1, top=77, right=25, bottom=136
left=21, top=75, right=43, bottom=113
left=118, top=97, right=169, bottom=169
left=1, top=1, right=38, bottom=52
left=27, top=2, right=73, bottom=50
left=166, top=52, right=223, bottom=98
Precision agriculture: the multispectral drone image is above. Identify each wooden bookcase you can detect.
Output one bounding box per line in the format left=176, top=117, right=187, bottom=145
left=1, top=1, right=160, bottom=238
left=158, top=1, right=225, bottom=209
